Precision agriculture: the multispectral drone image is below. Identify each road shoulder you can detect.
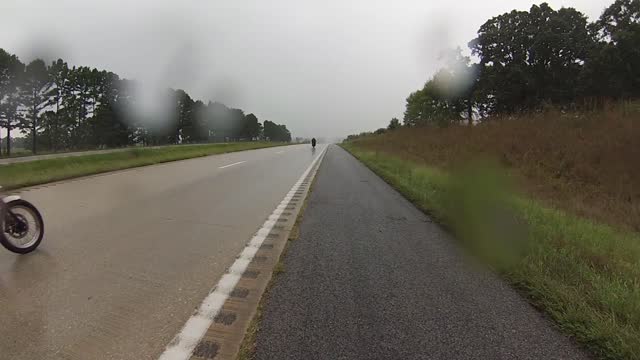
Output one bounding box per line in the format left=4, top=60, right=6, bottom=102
left=253, top=145, right=591, bottom=360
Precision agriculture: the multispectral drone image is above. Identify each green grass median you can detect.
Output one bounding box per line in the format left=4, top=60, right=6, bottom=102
left=342, top=142, right=640, bottom=360
left=0, top=142, right=286, bottom=190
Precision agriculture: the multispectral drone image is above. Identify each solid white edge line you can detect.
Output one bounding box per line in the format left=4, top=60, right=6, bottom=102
left=218, top=161, right=246, bottom=169
left=158, top=146, right=327, bottom=360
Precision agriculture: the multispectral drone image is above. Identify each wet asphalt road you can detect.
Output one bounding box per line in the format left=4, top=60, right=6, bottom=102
left=255, top=145, right=590, bottom=360
left=0, top=144, right=326, bottom=360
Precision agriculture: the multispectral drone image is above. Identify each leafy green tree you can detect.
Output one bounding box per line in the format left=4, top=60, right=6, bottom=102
left=59, top=66, right=94, bottom=149
left=39, top=110, right=58, bottom=150
left=45, top=59, right=69, bottom=151
left=229, top=108, right=245, bottom=140
left=403, top=47, right=478, bottom=126
left=279, top=125, right=292, bottom=142
left=175, top=89, right=196, bottom=143
left=74, top=67, right=97, bottom=148
left=93, top=74, right=133, bottom=148
left=387, top=117, right=400, bottom=130
left=403, top=76, right=465, bottom=127
left=206, top=101, right=231, bottom=142
left=0, top=90, right=23, bottom=156
left=20, top=59, right=51, bottom=154
left=204, top=102, right=248, bottom=142
left=243, top=113, right=262, bottom=140
left=86, top=69, right=109, bottom=146
left=584, top=0, right=640, bottom=98
left=403, top=88, right=426, bottom=126
left=190, top=100, right=208, bottom=143
left=263, top=120, right=291, bottom=142
left=436, top=48, right=478, bottom=121
left=0, top=49, right=24, bottom=156
left=469, top=3, right=591, bottom=113
left=93, top=103, right=131, bottom=148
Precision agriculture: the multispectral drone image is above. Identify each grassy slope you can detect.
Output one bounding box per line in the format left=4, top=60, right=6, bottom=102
left=351, top=108, right=639, bottom=233
left=342, top=143, right=640, bottom=360
left=0, top=142, right=285, bottom=190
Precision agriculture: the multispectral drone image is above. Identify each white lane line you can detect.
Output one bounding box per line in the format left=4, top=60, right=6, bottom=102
left=158, top=146, right=327, bottom=360
left=276, top=150, right=285, bottom=154
left=218, top=161, right=246, bottom=169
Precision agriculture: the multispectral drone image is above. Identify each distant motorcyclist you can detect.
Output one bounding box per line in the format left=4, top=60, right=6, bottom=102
left=311, top=138, right=317, bottom=148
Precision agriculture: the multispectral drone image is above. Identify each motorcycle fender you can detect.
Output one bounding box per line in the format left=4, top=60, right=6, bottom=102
left=3, top=195, right=21, bottom=203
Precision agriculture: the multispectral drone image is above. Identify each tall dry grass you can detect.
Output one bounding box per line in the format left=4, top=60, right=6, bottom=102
left=353, top=104, right=640, bottom=232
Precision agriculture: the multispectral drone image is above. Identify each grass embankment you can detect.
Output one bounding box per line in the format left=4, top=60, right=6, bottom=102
left=356, top=106, right=640, bottom=232
left=342, top=107, right=639, bottom=360
left=0, top=142, right=285, bottom=190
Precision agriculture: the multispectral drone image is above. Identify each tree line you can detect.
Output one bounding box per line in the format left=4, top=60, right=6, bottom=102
left=0, top=51, right=291, bottom=156
left=399, top=0, right=640, bottom=128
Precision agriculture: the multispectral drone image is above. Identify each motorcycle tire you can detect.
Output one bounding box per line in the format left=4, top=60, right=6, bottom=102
left=0, top=199, right=44, bottom=254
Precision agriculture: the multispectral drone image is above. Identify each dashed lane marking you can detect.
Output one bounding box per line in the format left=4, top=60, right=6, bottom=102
left=218, top=161, right=246, bottom=169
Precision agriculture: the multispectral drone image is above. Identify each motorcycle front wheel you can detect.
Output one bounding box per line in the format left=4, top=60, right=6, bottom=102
left=1, top=199, right=44, bottom=254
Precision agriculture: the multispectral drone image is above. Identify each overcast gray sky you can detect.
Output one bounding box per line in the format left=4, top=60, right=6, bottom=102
left=1, top=0, right=611, bottom=139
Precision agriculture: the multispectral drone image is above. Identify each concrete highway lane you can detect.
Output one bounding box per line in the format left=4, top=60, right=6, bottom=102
left=255, top=145, right=591, bottom=360
left=0, top=144, right=326, bottom=360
